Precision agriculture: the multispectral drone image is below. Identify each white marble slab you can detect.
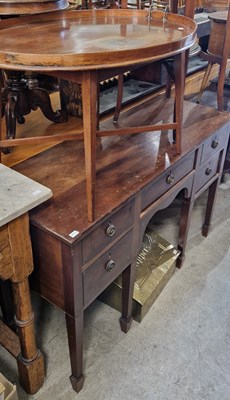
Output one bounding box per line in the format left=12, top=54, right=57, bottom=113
left=0, top=163, right=52, bottom=227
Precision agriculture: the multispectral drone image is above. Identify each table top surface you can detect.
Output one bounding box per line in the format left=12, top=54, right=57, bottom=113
left=0, top=9, right=197, bottom=71
left=209, top=10, right=228, bottom=22
left=0, top=164, right=52, bottom=227
left=0, top=0, right=68, bottom=16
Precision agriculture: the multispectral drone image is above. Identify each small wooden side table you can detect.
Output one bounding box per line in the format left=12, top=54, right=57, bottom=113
left=0, top=164, right=52, bottom=394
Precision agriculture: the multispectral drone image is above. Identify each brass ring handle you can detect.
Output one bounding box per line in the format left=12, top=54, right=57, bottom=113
left=105, top=223, right=116, bottom=237
left=211, top=140, right=219, bottom=149
left=166, top=174, right=174, bottom=185
left=105, top=259, right=115, bottom=271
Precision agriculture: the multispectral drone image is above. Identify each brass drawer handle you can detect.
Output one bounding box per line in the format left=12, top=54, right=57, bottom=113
left=211, top=140, right=219, bottom=149
left=166, top=174, right=174, bottom=185
left=105, top=223, right=116, bottom=237
left=205, top=167, right=212, bottom=176
left=105, top=259, right=115, bottom=271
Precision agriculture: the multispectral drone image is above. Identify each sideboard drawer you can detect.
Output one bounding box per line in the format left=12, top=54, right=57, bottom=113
left=83, top=230, right=132, bottom=308
left=200, top=128, right=227, bottom=165
left=141, top=152, right=195, bottom=211
left=82, top=200, right=134, bottom=264
left=194, top=154, right=219, bottom=193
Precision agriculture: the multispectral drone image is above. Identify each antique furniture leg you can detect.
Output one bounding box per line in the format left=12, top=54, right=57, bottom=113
left=216, top=33, right=229, bottom=112
left=174, top=51, right=186, bottom=154
left=61, top=241, right=85, bottom=392
left=113, top=73, right=124, bottom=123
left=176, top=194, right=194, bottom=268
left=65, top=312, right=84, bottom=393
left=1, top=70, right=67, bottom=151
left=202, top=179, right=220, bottom=237
left=197, top=5, right=230, bottom=111
left=0, top=214, right=45, bottom=394
left=81, top=70, right=98, bottom=222
left=119, top=263, right=135, bottom=333
left=0, top=164, right=52, bottom=394
left=0, top=69, right=4, bottom=90
left=196, top=61, right=214, bottom=105
left=12, top=277, right=44, bottom=394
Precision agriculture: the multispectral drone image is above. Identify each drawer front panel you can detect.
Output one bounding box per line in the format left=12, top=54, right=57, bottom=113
left=82, top=200, right=134, bottom=265
left=194, top=155, right=219, bottom=193
left=200, top=128, right=227, bottom=165
left=83, top=230, right=132, bottom=308
left=141, top=152, right=195, bottom=211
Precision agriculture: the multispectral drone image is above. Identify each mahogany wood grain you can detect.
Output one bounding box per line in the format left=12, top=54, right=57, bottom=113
left=13, top=99, right=230, bottom=393
left=14, top=99, right=230, bottom=238
left=0, top=10, right=197, bottom=71
left=0, top=64, right=224, bottom=170
left=0, top=0, right=68, bottom=15
left=0, top=8, right=197, bottom=221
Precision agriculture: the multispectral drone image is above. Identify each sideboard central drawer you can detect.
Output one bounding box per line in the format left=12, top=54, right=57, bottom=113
left=83, top=230, right=133, bottom=308
left=141, top=152, right=195, bottom=211
left=82, top=200, right=134, bottom=264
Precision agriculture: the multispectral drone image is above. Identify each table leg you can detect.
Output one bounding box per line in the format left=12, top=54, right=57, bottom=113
left=119, top=263, right=135, bottom=333
left=1, top=71, right=67, bottom=154
left=65, top=312, right=84, bottom=393
left=3, top=213, right=45, bottom=394
left=81, top=71, right=98, bottom=222
left=12, top=278, right=45, bottom=394
left=174, top=51, right=186, bottom=154
left=202, top=179, right=219, bottom=237
left=177, top=195, right=194, bottom=269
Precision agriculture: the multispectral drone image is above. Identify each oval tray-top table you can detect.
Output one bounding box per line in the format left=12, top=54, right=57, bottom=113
left=0, top=9, right=197, bottom=221
left=0, top=0, right=69, bottom=149
left=0, top=0, right=68, bottom=15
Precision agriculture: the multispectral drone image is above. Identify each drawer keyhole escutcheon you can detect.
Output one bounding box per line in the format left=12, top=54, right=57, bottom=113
left=166, top=174, right=174, bottom=185
left=105, top=223, right=116, bottom=237
left=205, top=167, right=212, bottom=176
left=105, top=259, right=115, bottom=271
left=211, top=140, right=219, bottom=149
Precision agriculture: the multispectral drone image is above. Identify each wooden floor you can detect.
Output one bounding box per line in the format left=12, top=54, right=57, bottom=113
left=0, top=64, right=221, bottom=168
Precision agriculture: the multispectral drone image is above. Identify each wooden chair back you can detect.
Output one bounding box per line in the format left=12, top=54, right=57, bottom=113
left=197, top=2, right=230, bottom=110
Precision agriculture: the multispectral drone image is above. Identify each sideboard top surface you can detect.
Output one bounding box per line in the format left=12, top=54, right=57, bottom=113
left=13, top=99, right=230, bottom=244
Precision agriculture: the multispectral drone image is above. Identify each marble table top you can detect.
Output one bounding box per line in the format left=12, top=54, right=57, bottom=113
left=0, top=163, right=52, bottom=227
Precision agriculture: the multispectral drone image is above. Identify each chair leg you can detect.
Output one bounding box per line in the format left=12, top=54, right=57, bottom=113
left=0, top=70, right=5, bottom=88
left=217, top=62, right=226, bottom=112
left=113, top=73, right=124, bottom=123
left=196, top=61, right=213, bottom=104
left=97, top=82, right=100, bottom=130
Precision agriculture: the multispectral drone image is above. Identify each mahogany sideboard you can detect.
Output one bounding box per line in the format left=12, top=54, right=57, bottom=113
left=13, top=98, right=230, bottom=393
